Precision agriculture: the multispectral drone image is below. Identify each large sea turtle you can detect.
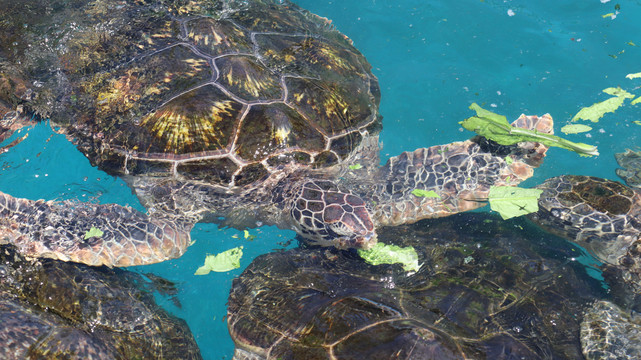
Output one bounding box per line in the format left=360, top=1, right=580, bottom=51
left=527, top=175, right=641, bottom=358
left=0, top=0, right=552, bottom=267
left=227, top=213, right=606, bottom=359
left=0, top=244, right=202, bottom=359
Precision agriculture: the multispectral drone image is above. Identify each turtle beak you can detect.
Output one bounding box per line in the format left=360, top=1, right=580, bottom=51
left=352, top=231, right=378, bottom=250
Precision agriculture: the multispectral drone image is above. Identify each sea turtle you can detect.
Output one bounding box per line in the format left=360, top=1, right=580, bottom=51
left=0, top=0, right=553, bottom=267
left=616, top=149, right=641, bottom=189
left=227, top=213, right=606, bottom=359
left=0, top=244, right=202, bottom=359
left=528, top=175, right=641, bottom=359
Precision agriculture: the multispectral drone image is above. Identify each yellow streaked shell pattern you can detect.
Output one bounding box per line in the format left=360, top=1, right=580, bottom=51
left=59, top=0, right=380, bottom=187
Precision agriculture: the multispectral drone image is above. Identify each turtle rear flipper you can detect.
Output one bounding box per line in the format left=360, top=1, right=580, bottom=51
left=0, top=191, right=195, bottom=267
left=366, top=114, right=553, bottom=226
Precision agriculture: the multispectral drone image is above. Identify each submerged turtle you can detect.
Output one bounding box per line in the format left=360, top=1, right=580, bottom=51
left=0, top=244, right=201, bottom=359
left=528, top=175, right=641, bottom=359
left=0, top=0, right=552, bottom=267
left=616, top=149, right=641, bottom=189
left=227, top=213, right=606, bottom=359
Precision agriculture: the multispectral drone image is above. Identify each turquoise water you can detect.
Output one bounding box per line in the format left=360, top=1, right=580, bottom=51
left=1, top=0, right=640, bottom=359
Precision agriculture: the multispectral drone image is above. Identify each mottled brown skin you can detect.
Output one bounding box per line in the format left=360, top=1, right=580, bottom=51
left=1, top=0, right=553, bottom=267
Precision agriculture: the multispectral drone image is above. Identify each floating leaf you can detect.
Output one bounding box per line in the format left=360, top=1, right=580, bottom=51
left=348, top=163, right=363, bottom=170
left=632, top=97, right=641, bottom=106
left=488, top=186, right=543, bottom=220
left=84, top=227, right=104, bottom=239
left=461, top=103, right=598, bottom=156
left=634, top=120, right=641, bottom=125
left=602, top=12, right=615, bottom=18
left=561, top=124, right=592, bottom=134
left=626, top=72, right=641, bottom=79
left=358, top=243, right=421, bottom=272
left=411, top=189, right=441, bottom=198
left=602, top=87, right=634, bottom=98
left=572, top=87, right=634, bottom=123
left=194, top=246, right=243, bottom=275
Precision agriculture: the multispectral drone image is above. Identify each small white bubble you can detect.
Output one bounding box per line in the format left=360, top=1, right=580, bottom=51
left=599, top=128, right=605, bottom=133
left=497, top=91, right=502, bottom=95
left=490, top=103, right=498, bottom=108
left=507, top=9, right=515, bottom=16
left=34, top=174, right=39, bottom=178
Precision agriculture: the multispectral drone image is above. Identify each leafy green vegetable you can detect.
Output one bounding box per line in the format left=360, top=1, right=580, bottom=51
left=461, top=103, right=599, bottom=156
left=194, top=246, right=243, bottom=275
left=603, top=87, right=634, bottom=98
left=411, top=189, right=440, bottom=198
left=504, top=156, right=514, bottom=165
left=634, top=120, right=641, bottom=126
left=561, top=124, right=592, bottom=134
left=358, top=243, right=420, bottom=272
left=571, top=87, right=634, bottom=123
left=348, top=163, right=363, bottom=170
left=84, top=227, right=104, bottom=239
left=632, top=97, right=641, bottom=106
left=488, top=186, right=543, bottom=220
left=626, top=72, right=641, bottom=79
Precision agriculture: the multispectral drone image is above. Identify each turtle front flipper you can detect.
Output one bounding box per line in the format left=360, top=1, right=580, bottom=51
left=0, top=191, right=195, bottom=267
left=361, top=114, right=554, bottom=226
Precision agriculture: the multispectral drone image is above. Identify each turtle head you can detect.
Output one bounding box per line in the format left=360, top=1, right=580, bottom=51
left=290, top=181, right=377, bottom=249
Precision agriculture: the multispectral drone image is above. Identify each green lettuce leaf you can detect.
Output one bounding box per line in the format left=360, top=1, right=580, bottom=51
left=626, top=72, right=641, bottom=79
left=358, top=243, right=421, bottom=272
left=461, top=103, right=599, bottom=156
left=84, top=227, right=104, bottom=239
left=561, top=124, right=592, bottom=134
left=571, top=87, right=634, bottom=123
left=349, top=163, right=363, bottom=170
left=195, top=246, right=243, bottom=275
left=488, top=186, right=543, bottom=220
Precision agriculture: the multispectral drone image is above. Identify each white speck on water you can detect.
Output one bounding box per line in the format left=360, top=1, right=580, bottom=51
left=585, top=133, right=592, bottom=138
left=507, top=9, right=515, bottom=16
left=601, top=0, right=610, bottom=3
left=497, top=91, right=502, bottom=95
left=598, top=128, right=605, bottom=133
left=490, top=103, right=498, bottom=108
left=34, top=174, right=39, bottom=178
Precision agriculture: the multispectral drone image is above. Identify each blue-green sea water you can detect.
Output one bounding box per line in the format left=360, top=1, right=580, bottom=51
left=1, top=1, right=640, bottom=359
